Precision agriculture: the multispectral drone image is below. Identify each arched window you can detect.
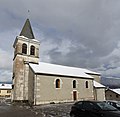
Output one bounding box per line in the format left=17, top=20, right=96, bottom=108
left=85, top=81, right=89, bottom=88
left=22, top=43, right=27, bottom=54
left=56, top=79, right=60, bottom=88
left=30, top=45, right=35, bottom=55
left=73, top=80, right=77, bottom=88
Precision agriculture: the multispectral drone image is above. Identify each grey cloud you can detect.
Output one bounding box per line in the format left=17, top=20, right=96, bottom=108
left=0, top=48, right=12, bottom=70
left=0, top=70, right=12, bottom=82
left=1, top=0, right=120, bottom=83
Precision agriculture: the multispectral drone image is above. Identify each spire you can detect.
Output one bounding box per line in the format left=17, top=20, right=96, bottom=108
left=20, top=19, right=35, bottom=39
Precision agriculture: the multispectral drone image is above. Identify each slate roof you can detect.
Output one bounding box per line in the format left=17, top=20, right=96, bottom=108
left=29, top=62, right=96, bottom=79
left=20, top=19, right=35, bottom=39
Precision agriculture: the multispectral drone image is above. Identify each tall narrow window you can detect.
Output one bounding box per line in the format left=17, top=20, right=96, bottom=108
left=73, top=80, right=76, bottom=88
left=22, top=43, right=27, bottom=54
left=56, top=79, right=60, bottom=88
left=85, top=81, right=89, bottom=88
left=30, top=45, right=35, bottom=55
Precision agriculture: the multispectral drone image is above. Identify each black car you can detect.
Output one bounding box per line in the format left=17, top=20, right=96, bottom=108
left=70, top=100, right=120, bottom=117
left=105, top=100, right=120, bottom=110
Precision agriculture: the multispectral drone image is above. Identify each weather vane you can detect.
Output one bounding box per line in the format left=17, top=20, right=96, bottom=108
left=27, top=10, right=30, bottom=19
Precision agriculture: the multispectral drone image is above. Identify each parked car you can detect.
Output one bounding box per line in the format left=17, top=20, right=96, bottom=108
left=70, top=100, right=120, bottom=117
left=105, top=100, right=120, bottom=110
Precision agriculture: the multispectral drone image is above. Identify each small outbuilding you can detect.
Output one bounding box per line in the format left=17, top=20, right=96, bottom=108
left=0, top=84, right=12, bottom=99
left=93, top=81, right=106, bottom=101
left=105, top=88, right=120, bottom=101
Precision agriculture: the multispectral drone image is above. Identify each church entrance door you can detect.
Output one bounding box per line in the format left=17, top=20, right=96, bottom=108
left=73, top=91, right=77, bottom=101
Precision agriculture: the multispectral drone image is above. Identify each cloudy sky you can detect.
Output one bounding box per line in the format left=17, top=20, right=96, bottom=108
left=0, top=0, right=120, bottom=84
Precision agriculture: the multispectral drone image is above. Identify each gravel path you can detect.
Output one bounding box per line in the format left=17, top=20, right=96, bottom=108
left=0, top=101, right=73, bottom=117
left=32, top=103, right=73, bottom=117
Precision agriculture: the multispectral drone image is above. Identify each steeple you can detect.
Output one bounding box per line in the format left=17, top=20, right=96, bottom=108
left=20, top=19, right=35, bottom=39
left=12, top=19, right=40, bottom=102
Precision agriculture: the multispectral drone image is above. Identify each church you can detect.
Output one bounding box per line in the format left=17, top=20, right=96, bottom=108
left=12, top=19, right=106, bottom=105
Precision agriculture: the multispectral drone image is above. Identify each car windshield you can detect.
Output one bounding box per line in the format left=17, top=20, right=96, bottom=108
left=96, top=102, right=118, bottom=111
left=116, top=103, right=120, bottom=108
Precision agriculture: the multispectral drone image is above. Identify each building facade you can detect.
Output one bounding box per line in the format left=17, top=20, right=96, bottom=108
left=93, top=81, right=106, bottom=101
left=0, top=84, right=12, bottom=99
left=28, top=62, right=95, bottom=105
left=105, top=89, right=120, bottom=101
left=12, top=19, right=105, bottom=105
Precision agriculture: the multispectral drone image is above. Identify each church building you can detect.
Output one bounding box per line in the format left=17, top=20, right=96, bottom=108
left=12, top=19, right=105, bottom=105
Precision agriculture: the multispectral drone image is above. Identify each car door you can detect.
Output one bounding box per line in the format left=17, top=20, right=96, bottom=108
left=82, top=102, right=101, bottom=117
left=73, top=101, right=86, bottom=117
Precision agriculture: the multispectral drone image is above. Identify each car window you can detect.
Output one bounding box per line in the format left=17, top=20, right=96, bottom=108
left=96, top=102, right=118, bottom=111
left=116, top=103, right=120, bottom=108
left=75, top=102, right=83, bottom=109
left=83, top=102, right=100, bottom=110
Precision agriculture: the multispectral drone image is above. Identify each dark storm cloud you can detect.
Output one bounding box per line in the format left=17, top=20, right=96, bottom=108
left=0, top=0, right=120, bottom=82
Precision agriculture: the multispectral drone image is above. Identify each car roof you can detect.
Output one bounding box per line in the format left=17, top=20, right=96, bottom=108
left=75, top=100, right=103, bottom=104
left=105, top=100, right=119, bottom=103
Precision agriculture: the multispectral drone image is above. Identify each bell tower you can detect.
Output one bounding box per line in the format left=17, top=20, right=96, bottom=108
left=12, top=19, right=40, bottom=102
